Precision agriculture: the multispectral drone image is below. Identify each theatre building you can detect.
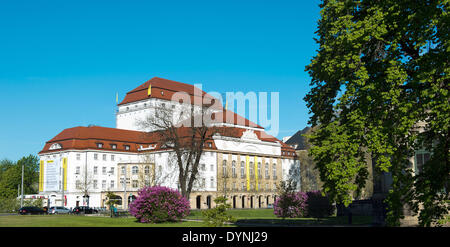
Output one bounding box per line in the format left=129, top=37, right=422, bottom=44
left=38, top=77, right=299, bottom=210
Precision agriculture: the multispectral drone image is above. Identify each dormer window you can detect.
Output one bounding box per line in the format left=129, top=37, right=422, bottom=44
left=111, top=144, right=117, bottom=149
left=49, top=143, right=62, bottom=150
left=161, top=91, right=164, bottom=96
left=97, top=143, right=103, bottom=148
left=124, top=145, right=130, bottom=151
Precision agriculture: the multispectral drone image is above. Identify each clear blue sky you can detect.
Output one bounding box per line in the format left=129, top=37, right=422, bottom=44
left=0, top=0, right=321, bottom=161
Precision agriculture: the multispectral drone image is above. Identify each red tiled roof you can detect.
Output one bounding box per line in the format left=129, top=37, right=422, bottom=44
left=118, top=77, right=218, bottom=106
left=176, top=109, right=264, bottom=129
left=212, top=110, right=263, bottom=129
left=39, top=126, right=158, bottom=154
left=39, top=125, right=296, bottom=156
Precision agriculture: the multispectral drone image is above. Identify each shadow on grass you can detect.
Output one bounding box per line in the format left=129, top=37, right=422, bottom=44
left=234, top=216, right=373, bottom=227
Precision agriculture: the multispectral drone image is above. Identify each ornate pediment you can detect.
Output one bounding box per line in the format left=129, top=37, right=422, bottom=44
left=241, top=130, right=259, bottom=141
left=49, top=143, right=62, bottom=150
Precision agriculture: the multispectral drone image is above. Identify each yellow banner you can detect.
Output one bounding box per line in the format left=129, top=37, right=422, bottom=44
left=39, top=160, right=44, bottom=192
left=246, top=156, right=250, bottom=191
left=148, top=84, right=152, bottom=96
left=254, top=156, right=258, bottom=191
left=62, top=158, right=68, bottom=191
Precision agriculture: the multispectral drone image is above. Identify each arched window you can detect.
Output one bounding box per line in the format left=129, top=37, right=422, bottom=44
left=272, top=164, right=277, bottom=179
left=265, top=163, right=269, bottom=178
left=222, top=160, right=227, bottom=177
left=240, top=161, right=245, bottom=178
left=257, top=162, right=262, bottom=178
left=132, top=166, right=139, bottom=175
left=121, top=166, right=126, bottom=175
left=250, top=162, right=254, bottom=176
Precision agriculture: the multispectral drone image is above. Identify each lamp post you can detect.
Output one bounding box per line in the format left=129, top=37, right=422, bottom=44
left=20, top=163, right=24, bottom=208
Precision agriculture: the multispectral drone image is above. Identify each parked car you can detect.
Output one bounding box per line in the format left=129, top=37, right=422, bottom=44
left=71, top=206, right=99, bottom=215
left=49, top=206, right=71, bottom=214
left=18, top=207, right=46, bottom=215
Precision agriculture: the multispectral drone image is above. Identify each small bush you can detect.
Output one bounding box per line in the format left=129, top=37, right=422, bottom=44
left=202, top=196, right=236, bottom=227
left=0, top=198, right=20, bottom=213
left=129, top=186, right=190, bottom=223
left=306, top=191, right=334, bottom=219
left=274, top=191, right=308, bottom=219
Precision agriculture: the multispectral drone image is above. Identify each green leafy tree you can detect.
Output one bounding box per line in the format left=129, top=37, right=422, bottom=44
left=305, top=0, right=449, bottom=226
left=202, top=196, right=236, bottom=227
left=105, top=191, right=121, bottom=217
left=0, top=155, right=39, bottom=199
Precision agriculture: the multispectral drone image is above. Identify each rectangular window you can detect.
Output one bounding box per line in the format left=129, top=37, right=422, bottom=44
left=132, top=180, right=138, bottom=188
left=111, top=155, right=115, bottom=161
left=415, top=152, right=431, bottom=174
left=110, top=180, right=115, bottom=189
left=110, top=167, right=114, bottom=175
left=94, top=153, right=98, bottom=160
left=102, top=180, right=106, bottom=189
left=93, top=180, right=98, bottom=189
left=102, top=167, right=107, bottom=175
left=76, top=166, right=80, bottom=175
left=103, top=154, right=107, bottom=161
left=76, top=154, right=81, bottom=160
left=93, top=166, right=98, bottom=175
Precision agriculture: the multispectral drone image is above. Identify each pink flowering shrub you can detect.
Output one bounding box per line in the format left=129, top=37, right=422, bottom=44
left=274, top=191, right=308, bottom=219
left=129, top=186, right=190, bottom=223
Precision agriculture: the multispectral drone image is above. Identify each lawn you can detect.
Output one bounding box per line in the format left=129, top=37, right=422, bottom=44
left=0, top=215, right=204, bottom=227
left=188, top=209, right=373, bottom=226
left=0, top=209, right=372, bottom=227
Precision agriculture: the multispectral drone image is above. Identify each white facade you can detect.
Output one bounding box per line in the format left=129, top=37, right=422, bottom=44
left=39, top=79, right=300, bottom=209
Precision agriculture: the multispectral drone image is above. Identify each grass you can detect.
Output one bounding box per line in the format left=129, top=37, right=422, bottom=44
left=0, top=215, right=204, bottom=227
left=0, top=209, right=373, bottom=227
left=188, top=209, right=373, bottom=226
left=188, top=209, right=276, bottom=220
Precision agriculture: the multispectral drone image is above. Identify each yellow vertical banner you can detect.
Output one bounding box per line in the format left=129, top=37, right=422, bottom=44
left=39, top=160, right=44, bottom=192
left=254, top=156, right=258, bottom=191
left=148, top=84, right=152, bottom=96
left=62, top=158, right=68, bottom=191
left=246, top=156, right=250, bottom=191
